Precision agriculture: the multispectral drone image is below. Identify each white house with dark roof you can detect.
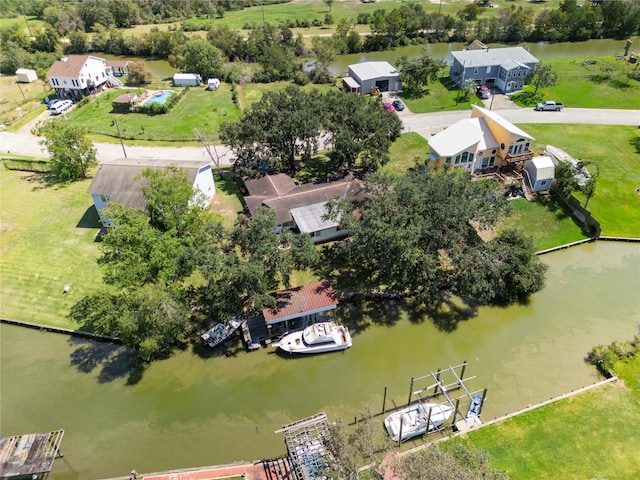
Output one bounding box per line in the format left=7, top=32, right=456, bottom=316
left=46, top=55, right=110, bottom=99
left=448, top=46, right=539, bottom=93
left=242, top=173, right=359, bottom=243
left=87, top=159, right=215, bottom=226
left=428, top=104, right=534, bottom=174
left=343, top=61, right=401, bottom=95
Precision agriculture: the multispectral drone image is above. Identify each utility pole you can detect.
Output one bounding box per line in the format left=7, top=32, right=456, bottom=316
left=113, top=118, right=127, bottom=158
left=262, top=0, right=266, bottom=26
left=21, top=4, right=32, bottom=37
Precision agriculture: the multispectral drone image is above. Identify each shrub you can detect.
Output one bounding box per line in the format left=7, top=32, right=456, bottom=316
left=293, top=71, right=310, bottom=86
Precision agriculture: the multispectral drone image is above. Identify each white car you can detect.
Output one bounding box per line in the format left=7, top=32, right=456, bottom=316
left=49, top=99, right=73, bottom=115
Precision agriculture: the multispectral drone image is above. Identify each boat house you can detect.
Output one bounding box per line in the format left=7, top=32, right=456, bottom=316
left=242, top=281, right=339, bottom=349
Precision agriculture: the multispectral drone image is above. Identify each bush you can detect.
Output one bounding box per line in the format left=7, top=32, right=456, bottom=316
left=509, top=90, right=543, bottom=107
left=293, top=71, right=310, bottom=86
left=587, top=336, right=640, bottom=376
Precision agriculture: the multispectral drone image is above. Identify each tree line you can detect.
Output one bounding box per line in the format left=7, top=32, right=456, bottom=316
left=3, top=0, right=639, bottom=80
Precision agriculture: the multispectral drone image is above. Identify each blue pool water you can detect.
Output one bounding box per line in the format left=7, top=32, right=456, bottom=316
left=144, top=91, right=174, bottom=106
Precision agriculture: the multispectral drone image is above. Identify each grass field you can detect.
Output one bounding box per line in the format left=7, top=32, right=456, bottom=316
left=517, top=56, right=640, bottom=110
left=0, top=170, right=103, bottom=328
left=466, top=355, right=640, bottom=479
left=64, top=84, right=241, bottom=145
left=0, top=74, right=52, bottom=128
left=522, top=124, right=640, bottom=238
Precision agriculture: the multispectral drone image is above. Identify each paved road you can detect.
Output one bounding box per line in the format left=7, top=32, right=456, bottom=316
left=1, top=99, right=638, bottom=163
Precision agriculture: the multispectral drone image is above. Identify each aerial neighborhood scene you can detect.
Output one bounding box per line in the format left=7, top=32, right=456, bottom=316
left=2, top=0, right=640, bottom=479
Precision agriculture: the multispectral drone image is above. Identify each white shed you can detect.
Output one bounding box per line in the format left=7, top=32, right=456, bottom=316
left=207, top=78, right=220, bottom=90
left=173, top=73, right=202, bottom=87
left=525, top=156, right=555, bottom=193
left=16, top=68, right=38, bottom=83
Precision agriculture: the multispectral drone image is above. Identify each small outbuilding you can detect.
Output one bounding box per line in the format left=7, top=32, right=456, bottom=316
left=524, top=156, right=555, bottom=193
left=173, top=73, right=202, bottom=87
left=16, top=68, right=38, bottom=83
left=346, top=61, right=401, bottom=95
left=207, top=78, right=220, bottom=90
left=111, top=92, right=139, bottom=110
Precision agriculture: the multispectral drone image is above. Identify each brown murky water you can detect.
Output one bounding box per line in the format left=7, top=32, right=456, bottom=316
left=1, top=241, right=639, bottom=479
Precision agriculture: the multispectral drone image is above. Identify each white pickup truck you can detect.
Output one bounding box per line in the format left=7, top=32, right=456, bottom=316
left=535, top=100, right=564, bottom=111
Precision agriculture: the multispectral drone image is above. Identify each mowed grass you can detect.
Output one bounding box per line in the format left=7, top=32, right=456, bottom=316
left=532, top=57, right=640, bottom=110
left=401, top=75, right=486, bottom=114
left=65, top=84, right=241, bottom=144
left=0, top=169, right=104, bottom=328
left=504, top=194, right=589, bottom=251
left=0, top=74, right=53, bottom=129
left=466, top=356, right=640, bottom=479
left=522, top=124, right=640, bottom=237
left=384, top=132, right=429, bottom=175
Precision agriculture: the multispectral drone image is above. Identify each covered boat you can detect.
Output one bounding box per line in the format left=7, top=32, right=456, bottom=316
left=200, top=318, right=241, bottom=348
left=384, top=402, right=454, bottom=442
left=545, top=145, right=591, bottom=186
left=276, top=321, right=352, bottom=354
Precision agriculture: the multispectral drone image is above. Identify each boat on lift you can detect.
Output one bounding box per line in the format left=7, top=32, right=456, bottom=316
left=384, top=402, right=455, bottom=442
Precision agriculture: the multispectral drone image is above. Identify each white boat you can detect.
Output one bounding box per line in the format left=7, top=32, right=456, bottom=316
left=200, top=318, right=241, bottom=348
left=466, top=394, right=483, bottom=419
left=545, top=145, right=591, bottom=186
left=384, top=402, right=455, bottom=442
left=276, top=321, right=352, bottom=354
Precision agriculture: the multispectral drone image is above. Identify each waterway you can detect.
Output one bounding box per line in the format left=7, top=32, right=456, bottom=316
left=1, top=241, right=639, bottom=479
left=102, top=36, right=640, bottom=79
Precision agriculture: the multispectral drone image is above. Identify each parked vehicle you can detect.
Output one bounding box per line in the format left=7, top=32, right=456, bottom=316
left=49, top=99, right=73, bottom=115
left=392, top=100, right=405, bottom=111
left=535, top=100, right=563, bottom=111
left=383, top=102, right=395, bottom=113
left=477, top=85, right=491, bottom=99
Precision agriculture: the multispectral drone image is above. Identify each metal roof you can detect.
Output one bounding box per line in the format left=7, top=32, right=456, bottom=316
left=349, top=61, right=399, bottom=81
left=263, top=281, right=338, bottom=324
left=429, top=117, right=498, bottom=157
left=451, top=46, right=538, bottom=68
left=472, top=105, right=535, bottom=140
left=290, top=201, right=340, bottom=234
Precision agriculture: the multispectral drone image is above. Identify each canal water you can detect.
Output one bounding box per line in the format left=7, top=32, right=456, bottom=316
left=1, top=241, right=639, bottom=479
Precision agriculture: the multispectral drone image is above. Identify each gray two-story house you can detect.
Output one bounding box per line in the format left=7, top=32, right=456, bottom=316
left=448, top=46, right=539, bottom=94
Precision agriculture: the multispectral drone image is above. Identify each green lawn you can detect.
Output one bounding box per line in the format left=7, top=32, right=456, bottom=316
left=0, top=169, right=103, bottom=328
left=384, top=132, right=429, bottom=175
left=514, top=56, right=640, bottom=109
left=64, top=84, right=241, bottom=144
left=523, top=124, right=640, bottom=238
left=505, top=194, right=589, bottom=251
left=466, top=356, right=640, bottom=479
left=401, top=75, right=487, bottom=114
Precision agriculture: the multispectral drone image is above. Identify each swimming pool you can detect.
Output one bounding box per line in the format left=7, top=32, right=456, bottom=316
left=143, top=90, right=175, bottom=106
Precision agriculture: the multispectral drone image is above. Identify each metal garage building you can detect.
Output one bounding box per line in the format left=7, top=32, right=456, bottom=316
left=343, top=61, right=401, bottom=95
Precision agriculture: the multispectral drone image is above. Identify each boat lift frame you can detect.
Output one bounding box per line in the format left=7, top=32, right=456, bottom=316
left=390, top=362, right=487, bottom=444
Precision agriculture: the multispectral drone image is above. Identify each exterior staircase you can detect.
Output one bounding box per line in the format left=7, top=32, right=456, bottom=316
left=107, top=75, right=122, bottom=87
left=521, top=169, right=536, bottom=201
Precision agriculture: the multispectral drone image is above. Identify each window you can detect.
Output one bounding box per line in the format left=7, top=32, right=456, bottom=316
left=481, top=156, right=495, bottom=168
left=99, top=194, right=110, bottom=203
left=486, top=66, right=491, bottom=73
left=541, top=180, right=548, bottom=186
left=474, top=67, right=478, bottom=74
left=454, top=151, right=475, bottom=165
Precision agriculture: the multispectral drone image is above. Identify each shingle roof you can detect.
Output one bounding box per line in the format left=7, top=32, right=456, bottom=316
left=451, top=47, right=538, bottom=69
left=46, top=55, right=105, bottom=78
left=244, top=174, right=359, bottom=226
left=86, top=159, right=209, bottom=209
left=263, top=281, right=338, bottom=323
left=112, top=93, right=138, bottom=104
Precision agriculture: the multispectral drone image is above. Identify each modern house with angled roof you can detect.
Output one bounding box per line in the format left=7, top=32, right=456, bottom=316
left=428, top=104, right=535, bottom=175
left=242, top=173, right=359, bottom=243
left=87, top=159, right=215, bottom=226
left=343, top=61, right=401, bottom=95
left=448, top=46, right=539, bottom=93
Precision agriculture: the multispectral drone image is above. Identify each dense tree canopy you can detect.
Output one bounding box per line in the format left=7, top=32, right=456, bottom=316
left=221, top=86, right=401, bottom=175
left=169, top=38, right=224, bottom=81
left=324, top=166, right=546, bottom=310
left=82, top=166, right=318, bottom=361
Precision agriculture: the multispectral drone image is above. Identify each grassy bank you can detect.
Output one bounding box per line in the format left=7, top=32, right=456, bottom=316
left=466, top=355, right=640, bottom=479
left=523, top=124, right=640, bottom=238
